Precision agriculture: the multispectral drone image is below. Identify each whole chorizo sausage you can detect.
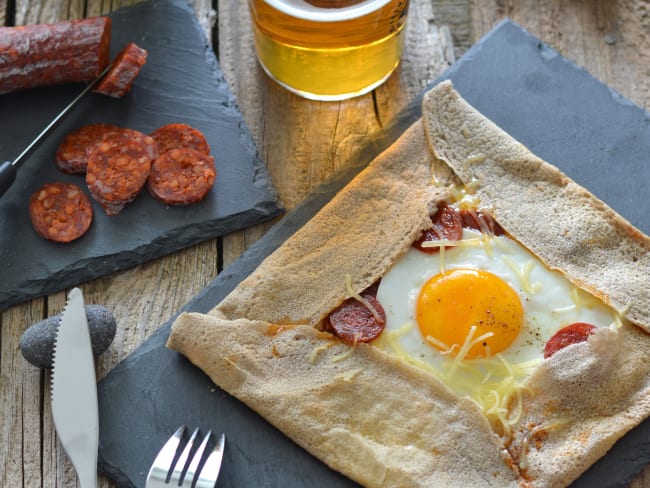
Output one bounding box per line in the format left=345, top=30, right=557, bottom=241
left=0, top=17, right=111, bottom=95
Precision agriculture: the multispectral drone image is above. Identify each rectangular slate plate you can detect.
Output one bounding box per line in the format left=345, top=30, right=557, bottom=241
left=0, top=0, right=282, bottom=312
left=97, top=19, right=650, bottom=488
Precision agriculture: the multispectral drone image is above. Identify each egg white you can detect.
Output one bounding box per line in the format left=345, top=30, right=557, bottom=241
left=374, top=228, right=619, bottom=430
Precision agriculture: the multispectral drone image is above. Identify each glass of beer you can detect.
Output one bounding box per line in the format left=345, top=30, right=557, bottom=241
left=248, top=0, right=410, bottom=101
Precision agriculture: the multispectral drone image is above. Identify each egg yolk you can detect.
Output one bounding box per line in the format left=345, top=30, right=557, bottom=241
left=416, top=269, right=523, bottom=358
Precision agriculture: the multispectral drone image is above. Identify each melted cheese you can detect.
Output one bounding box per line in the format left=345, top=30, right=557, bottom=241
left=376, top=322, right=541, bottom=438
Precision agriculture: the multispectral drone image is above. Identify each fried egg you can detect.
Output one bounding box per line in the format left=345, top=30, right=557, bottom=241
left=374, top=226, right=620, bottom=434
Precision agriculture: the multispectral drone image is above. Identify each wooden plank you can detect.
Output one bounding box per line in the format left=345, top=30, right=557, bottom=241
left=0, top=302, right=45, bottom=487
left=2, top=0, right=647, bottom=486
left=0, top=0, right=7, bottom=25
left=470, top=0, right=649, bottom=111
left=219, top=0, right=455, bottom=266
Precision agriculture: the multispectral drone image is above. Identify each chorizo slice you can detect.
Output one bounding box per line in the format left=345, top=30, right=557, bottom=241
left=55, top=124, right=122, bottom=174
left=107, top=128, right=159, bottom=161
left=544, top=323, right=597, bottom=358
left=413, top=203, right=463, bottom=253
left=93, top=42, right=148, bottom=98
left=86, top=131, right=158, bottom=216
left=147, top=148, right=216, bottom=205
left=459, top=208, right=505, bottom=235
left=29, top=182, right=93, bottom=243
left=149, top=123, right=211, bottom=155
left=325, top=285, right=386, bottom=344
left=0, top=17, right=111, bottom=94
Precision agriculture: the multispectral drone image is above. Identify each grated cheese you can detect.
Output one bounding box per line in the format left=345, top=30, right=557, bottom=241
left=426, top=335, right=458, bottom=356
left=335, top=368, right=363, bottom=382
left=377, top=323, right=442, bottom=377
left=465, top=178, right=481, bottom=193
left=330, top=345, right=356, bottom=363
left=502, top=256, right=542, bottom=295
left=345, top=274, right=383, bottom=323
left=420, top=238, right=484, bottom=249
left=446, top=325, right=494, bottom=379
left=464, top=153, right=487, bottom=165
left=377, top=319, right=543, bottom=439
left=309, top=343, right=333, bottom=364
left=552, top=303, right=576, bottom=314
left=518, top=418, right=568, bottom=470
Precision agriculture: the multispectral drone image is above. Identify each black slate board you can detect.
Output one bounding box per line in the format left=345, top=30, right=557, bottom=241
left=0, top=0, right=282, bottom=312
left=97, top=20, right=650, bottom=488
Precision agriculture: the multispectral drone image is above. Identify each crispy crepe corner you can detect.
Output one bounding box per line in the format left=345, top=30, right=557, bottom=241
left=168, top=81, right=650, bottom=487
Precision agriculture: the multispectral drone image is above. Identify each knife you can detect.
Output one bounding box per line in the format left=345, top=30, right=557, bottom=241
left=51, top=287, right=99, bottom=488
left=0, top=63, right=112, bottom=199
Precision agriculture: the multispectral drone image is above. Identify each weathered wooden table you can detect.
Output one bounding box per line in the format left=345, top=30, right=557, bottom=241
left=1, top=0, right=648, bottom=486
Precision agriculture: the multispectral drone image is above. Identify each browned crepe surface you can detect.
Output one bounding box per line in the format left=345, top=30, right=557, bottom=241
left=169, top=81, right=650, bottom=487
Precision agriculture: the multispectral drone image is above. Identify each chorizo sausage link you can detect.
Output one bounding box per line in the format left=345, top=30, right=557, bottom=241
left=0, top=17, right=111, bottom=94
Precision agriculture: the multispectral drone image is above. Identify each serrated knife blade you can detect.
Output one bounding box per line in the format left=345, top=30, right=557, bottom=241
left=51, top=287, right=99, bottom=488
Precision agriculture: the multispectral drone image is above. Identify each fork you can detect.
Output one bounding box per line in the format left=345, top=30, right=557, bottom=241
left=145, top=426, right=225, bottom=488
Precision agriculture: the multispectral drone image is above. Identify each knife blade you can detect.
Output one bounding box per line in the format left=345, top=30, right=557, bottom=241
left=51, top=287, right=99, bottom=488
left=0, top=63, right=112, bottom=198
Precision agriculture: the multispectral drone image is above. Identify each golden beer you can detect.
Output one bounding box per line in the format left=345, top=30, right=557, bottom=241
left=248, top=0, right=409, bottom=100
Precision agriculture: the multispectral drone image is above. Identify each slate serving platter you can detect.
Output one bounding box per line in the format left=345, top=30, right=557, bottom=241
left=0, top=0, right=282, bottom=312
left=97, top=20, right=650, bottom=488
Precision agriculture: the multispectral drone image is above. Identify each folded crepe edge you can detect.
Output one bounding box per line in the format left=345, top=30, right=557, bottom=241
left=168, top=313, right=521, bottom=487
left=168, top=80, right=650, bottom=488
left=422, top=80, right=650, bottom=332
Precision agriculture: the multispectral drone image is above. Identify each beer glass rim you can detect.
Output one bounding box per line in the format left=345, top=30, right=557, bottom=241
left=263, top=0, right=393, bottom=22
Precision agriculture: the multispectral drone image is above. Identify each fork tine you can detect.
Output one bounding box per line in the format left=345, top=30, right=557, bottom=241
left=183, top=430, right=212, bottom=487
left=169, top=427, right=200, bottom=485
left=146, top=426, right=185, bottom=484
left=194, top=434, right=225, bottom=488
